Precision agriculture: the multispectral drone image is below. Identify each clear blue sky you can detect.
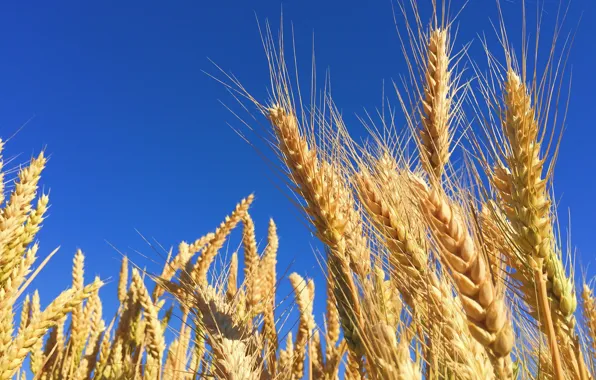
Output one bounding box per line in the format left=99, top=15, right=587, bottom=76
left=1, top=0, right=595, bottom=335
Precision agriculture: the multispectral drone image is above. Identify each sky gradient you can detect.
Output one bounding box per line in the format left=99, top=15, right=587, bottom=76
left=1, top=0, right=595, bottom=337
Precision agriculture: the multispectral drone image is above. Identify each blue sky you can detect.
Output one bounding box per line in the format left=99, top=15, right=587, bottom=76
left=1, top=0, right=595, bottom=340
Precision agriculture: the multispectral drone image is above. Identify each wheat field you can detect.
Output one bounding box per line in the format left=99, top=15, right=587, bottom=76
left=1, top=1, right=595, bottom=379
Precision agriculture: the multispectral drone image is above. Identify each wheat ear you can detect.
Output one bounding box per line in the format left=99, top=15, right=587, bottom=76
left=289, top=273, right=315, bottom=379
left=279, top=332, right=294, bottom=374
left=84, top=289, right=104, bottom=378
left=16, top=295, right=30, bottom=337
left=132, top=270, right=165, bottom=364
left=420, top=28, right=452, bottom=180
left=407, top=174, right=494, bottom=378
left=497, top=70, right=576, bottom=316
left=261, top=219, right=279, bottom=375
left=324, top=273, right=342, bottom=378
left=28, top=291, right=43, bottom=375
left=0, top=245, right=38, bottom=356
left=225, top=252, right=238, bottom=302
left=64, top=249, right=87, bottom=371
left=0, top=153, right=46, bottom=285
left=242, top=214, right=259, bottom=307
left=495, top=69, right=575, bottom=378
left=153, top=232, right=214, bottom=300
left=355, top=169, right=427, bottom=302
left=193, top=195, right=253, bottom=285
left=118, top=256, right=128, bottom=304
left=193, top=286, right=261, bottom=379
left=421, top=188, right=515, bottom=377
left=267, top=105, right=365, bottom=364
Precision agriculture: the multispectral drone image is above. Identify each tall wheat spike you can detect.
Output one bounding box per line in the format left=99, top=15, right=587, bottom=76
left=261, top=219, right=279, bottom=375
left=489, top=68, right=578, bottom=378
left=267, top=105, right=366, bottom=373
left=420, top=28, right=452, bottom=181
left=494, top=70, right=576, bottom=317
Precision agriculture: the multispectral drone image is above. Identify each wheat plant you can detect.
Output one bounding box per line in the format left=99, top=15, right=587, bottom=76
left=1, top=1, right=596, bottom=379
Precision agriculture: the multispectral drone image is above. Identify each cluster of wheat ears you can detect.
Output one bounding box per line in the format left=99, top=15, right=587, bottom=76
left=1, top=1, right=596, bottom=379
